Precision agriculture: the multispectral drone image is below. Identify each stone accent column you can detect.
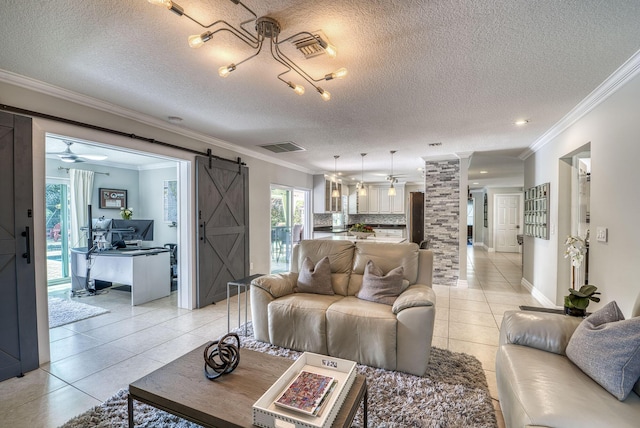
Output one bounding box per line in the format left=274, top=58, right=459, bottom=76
left=424, top=159, right=460, bottom=285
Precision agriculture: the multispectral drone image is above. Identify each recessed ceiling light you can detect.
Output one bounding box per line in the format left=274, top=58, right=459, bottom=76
left=473, top=182, right=480, bottom=185
left=480, top=170, right=488, bottom=174
left=514, top=119, right=529, bottom=126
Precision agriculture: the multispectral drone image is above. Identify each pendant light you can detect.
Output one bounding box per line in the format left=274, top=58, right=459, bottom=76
left=359, top=153, right=367, bottom=196
left=331, top=155, right=340, bottom=198
left=388, top=150, right=397, bottom=196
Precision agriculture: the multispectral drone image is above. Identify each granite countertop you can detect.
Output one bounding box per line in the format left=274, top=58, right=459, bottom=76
left=318, top=235, right=407, bottom=243
left=314, top=224, right=406, bottom=233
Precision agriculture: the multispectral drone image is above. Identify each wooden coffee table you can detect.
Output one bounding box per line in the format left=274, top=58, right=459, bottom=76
left=128, top=344, right=367, bottom=427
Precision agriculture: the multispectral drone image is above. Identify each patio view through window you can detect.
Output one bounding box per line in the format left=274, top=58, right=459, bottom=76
left=270, top=187, right=308, bottom=273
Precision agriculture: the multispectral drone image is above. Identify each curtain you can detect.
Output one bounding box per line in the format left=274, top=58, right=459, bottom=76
left=70, top=169, right=95, bottom=248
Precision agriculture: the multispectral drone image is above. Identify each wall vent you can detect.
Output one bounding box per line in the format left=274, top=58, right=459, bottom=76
left=259, top=141, right=306, bottom=153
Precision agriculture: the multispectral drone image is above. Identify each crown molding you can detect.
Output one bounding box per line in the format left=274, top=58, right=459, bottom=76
left=520, top=48, right=640, bottom=160
left=0, top=69, right=314, bottom=174
left=421, top=154, right=459, bottom=163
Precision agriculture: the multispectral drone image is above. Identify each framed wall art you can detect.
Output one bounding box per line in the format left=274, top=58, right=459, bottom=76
left=99, top=188, right=127, bottom=209
left=163, top=180, right=178, bottom=223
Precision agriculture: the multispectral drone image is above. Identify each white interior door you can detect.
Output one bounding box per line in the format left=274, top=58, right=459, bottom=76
left=495, top=194, right=521, bottom=253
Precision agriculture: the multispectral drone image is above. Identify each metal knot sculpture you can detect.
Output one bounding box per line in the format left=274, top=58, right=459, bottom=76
left=203, top=332, right=240, bottom=380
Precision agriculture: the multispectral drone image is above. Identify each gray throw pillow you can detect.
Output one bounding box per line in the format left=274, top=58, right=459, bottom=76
left=294, top=256, right=334, bottom=295
left=566, top=301, right=640, bottom=401
left=356, top=260, right=405, bottom=305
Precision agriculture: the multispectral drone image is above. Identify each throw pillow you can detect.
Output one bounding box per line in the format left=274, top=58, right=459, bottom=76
left=566, top=301, right=640, bottom=401
left=294, top=256, right=334, bottom=295
left=356, top=260, right=405, bottom=305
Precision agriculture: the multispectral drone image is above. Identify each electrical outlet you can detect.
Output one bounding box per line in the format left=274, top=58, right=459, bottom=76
left=596, top=227, right=608, bottom=242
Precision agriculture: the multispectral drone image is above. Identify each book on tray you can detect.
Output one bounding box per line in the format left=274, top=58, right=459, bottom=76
left=274, top=370, right=337, bottom=417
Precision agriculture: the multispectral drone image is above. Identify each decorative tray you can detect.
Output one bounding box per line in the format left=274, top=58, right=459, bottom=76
left=253, top=352, right=357, bottom=428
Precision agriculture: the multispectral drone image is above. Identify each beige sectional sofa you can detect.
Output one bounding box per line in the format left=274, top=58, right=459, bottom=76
left=497, top=310, right=640, bottom=427
left=250, top=239, right=436, bottom=376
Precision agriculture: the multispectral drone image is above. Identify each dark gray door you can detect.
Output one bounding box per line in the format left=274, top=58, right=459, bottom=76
left=0, top=111, right=38, bottom=381
left=196, top=156, right=249, bottom=307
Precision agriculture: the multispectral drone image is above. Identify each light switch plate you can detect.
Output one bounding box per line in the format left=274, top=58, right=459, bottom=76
left=596, top=227, right=608, bottom=242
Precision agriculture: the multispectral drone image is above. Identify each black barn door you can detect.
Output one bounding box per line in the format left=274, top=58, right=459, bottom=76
left=0, top=111, right=38, bottom=381
left=196, top=156, right=249, bottom=307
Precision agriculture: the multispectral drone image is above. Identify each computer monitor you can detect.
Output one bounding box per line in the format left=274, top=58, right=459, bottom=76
left=91, top=218, right=113, bottom=247
left=110, top=219, right=154, bottom=243
left=92, top=217, right=112, bottom=231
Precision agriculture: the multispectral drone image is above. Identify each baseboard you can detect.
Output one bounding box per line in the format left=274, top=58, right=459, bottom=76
left=521, top=277, right=558, bottom=308
left=473, top=242, right=484, bottom=247
left=487, top=246, right=495, bottom=253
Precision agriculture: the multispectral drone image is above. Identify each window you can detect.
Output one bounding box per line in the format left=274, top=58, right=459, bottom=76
left=270, top=186, right=310, bottom=273
left=46, top=181, right=71, bottom=285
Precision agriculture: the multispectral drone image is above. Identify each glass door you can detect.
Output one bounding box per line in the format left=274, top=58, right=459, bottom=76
left=270, top=186, right=310, bottom=273
left=46, top=180, right=71, bottom=286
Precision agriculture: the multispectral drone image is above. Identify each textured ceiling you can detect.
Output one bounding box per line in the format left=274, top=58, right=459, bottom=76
left=2, top=0, right=640, bottom=187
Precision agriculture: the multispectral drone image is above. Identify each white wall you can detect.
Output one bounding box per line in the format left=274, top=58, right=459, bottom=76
left=524, top=69, right=640, bottom=317
left=138, top=166, right=178, bottom=247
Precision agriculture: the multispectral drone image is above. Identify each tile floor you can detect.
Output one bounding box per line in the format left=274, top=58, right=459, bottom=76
left=0, top=246, right=540, bottom=427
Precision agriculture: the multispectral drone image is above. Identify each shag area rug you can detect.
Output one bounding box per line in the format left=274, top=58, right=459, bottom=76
left=48, top=297, right=109, bottom=328
left=60, top=323, right=497, bottom=428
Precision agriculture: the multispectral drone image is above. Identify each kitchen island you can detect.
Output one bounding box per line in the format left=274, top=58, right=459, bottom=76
left=318, top=235, right=407, bottom=243
left=313, top=224, right=407, bottom=240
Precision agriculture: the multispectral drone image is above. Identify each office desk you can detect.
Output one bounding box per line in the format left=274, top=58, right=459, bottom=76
left=71, top=247, right=170, bottom=305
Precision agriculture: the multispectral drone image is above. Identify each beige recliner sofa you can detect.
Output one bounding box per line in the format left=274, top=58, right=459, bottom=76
left=250, top=239, right=436, bottom=376
left=497, top=310, right=640, bottom=427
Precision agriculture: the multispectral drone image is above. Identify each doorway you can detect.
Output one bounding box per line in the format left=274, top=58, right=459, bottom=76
left=270, top=186, right=310, bottom=273
left=572, top=150, right=591, bottom=287
left=45, top=135, right=182, bottom=306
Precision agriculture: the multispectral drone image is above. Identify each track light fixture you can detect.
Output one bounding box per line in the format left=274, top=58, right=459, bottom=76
left=148, top=0, right=347, bottom=100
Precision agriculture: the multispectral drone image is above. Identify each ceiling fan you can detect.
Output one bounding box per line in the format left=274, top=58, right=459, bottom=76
left=47, top=140, right=108, bottom=163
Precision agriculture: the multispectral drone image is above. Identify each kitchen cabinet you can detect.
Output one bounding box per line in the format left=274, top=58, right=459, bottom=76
left=392, top=185, right=405, bottom=213
left=371, top=184, right=405, bottom=214
left=313, top=174, right=343, bottom=213
left=347, top=184, right=405, bottom=214
left=368, top=186, right=379, bottom=213
left=379, top=189, right=391, bottom=213
left=351, top=186, right=371, bottom=214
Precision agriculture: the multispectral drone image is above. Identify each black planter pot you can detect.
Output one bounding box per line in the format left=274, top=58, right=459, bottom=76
left=564, top=306, right=586, bottom=317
